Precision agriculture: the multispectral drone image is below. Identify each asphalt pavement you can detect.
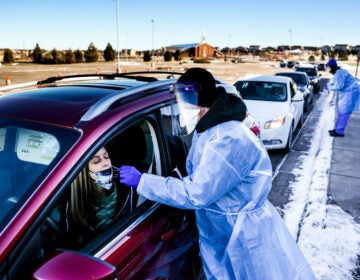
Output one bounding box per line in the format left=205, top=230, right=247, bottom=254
left=328, top=111, right=360, bottom=223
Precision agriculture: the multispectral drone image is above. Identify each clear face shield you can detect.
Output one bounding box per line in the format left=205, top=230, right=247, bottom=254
left=172, top=82, right=202, bottom=136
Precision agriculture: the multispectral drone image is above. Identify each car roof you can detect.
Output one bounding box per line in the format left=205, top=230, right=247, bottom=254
left=275, top=71, right=307, bottom=76
left=296, top=64, right=317, bottom=69
left=0, top=72, right=179, bottom=128
left=235, top=75, right=291, bottom=83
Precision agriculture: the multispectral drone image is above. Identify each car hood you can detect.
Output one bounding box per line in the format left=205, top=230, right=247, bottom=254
left=244, top=100, right=288, bottom=123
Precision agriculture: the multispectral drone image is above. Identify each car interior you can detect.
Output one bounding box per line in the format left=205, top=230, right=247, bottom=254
left=2, top=106, right=197, bottom=279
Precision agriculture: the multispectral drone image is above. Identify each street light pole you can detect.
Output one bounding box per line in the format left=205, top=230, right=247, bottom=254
left=228, top=34, right=231, bottom=58
left=288, top=29, right=292, bottom=52
left=151, top=19, right=154, bottom=57
left=115, top=0, right=121, bottom=73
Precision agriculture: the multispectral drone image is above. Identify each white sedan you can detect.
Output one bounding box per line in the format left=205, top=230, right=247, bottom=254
left=233, top=75, right=304, bottom=152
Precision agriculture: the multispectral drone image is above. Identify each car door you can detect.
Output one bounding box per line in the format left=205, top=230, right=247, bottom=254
left=3, top=112, right=199, bottom=280
left=86, top=117, right=198, bottom=279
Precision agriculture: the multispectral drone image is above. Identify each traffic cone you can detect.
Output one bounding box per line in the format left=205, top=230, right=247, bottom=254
left=5, top=75, right=11, bottom=85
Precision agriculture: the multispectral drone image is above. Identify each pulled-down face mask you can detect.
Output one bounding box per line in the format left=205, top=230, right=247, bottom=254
left=90, top=167, right=113, bottom=190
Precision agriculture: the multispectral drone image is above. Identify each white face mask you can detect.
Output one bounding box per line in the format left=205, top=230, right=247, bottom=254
left=179, top=105, right=201, bottom=133
left=90, top=167, right=113, bottom=190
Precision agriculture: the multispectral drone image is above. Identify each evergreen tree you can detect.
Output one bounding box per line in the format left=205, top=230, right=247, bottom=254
left=103, top=43, right=115, bottom=61
left=65, top=49, right=75, bottom=64
left=84, top=42, right=99, bottom=62
left=32, top=43, right=42, bottom=63
left=164, top=51, right=173, bottom=62
left=174, top=50, right=181, bottom=61
left=51, top=49, right=58, bottom=64
left=74, top=49, right=84, bottom=63
left=143, top=50, right=152, bottom=62
left=3, top=49, right=15, bottom=63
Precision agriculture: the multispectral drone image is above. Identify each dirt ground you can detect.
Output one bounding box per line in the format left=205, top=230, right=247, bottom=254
left=0, top=59, right=334, bottom=88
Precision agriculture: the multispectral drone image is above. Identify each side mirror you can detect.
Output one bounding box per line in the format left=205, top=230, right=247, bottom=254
left=292, top=93, right=304, bottom=102
left=33, top=250, right=117, bottom=280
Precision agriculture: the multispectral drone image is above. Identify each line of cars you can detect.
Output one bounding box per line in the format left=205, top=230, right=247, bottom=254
left=232, top=63, right=322, bottom=152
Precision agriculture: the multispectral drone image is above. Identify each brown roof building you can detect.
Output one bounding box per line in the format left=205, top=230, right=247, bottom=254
left=166, top=34, right=223, bottom=58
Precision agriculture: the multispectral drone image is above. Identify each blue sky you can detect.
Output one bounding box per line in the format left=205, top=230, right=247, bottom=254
left=1, top=0, right=359, bottom=51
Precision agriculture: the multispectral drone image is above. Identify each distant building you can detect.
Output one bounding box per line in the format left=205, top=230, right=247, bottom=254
left=352, top=45, right=360, bottom=55
left=321, top=45, right=332, bottom=55
left=166, top=33, right=223, bottom=58
left=249, top=45, right=260, bottom=54
left=261, top=46, right=276, bottom=52
left=334, top=44, right=350, bottom=52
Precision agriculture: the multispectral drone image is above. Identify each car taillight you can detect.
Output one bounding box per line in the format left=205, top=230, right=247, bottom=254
left=251, top=125, right=261, bottom=137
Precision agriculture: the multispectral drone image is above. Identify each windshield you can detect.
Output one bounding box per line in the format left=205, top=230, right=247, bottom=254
left=278, top=74, right=306, bottom=85
left=234, top=81, right=287, bottom=102
left=0, top=118, right=80, bottom=231
left=297, top=68, right=317, bottom=77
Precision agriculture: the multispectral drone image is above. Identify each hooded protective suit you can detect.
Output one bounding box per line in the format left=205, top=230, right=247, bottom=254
left=327, top=67, right=360, bottom=134
left=137, top=92, right=315, bottom=279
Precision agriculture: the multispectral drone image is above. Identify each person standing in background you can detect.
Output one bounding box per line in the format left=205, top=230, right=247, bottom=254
left=326, top=58, right=360, bottom=137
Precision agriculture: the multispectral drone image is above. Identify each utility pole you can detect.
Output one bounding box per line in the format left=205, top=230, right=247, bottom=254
left=355, top=50, right=360, bottom=78
left=115, top=0, right=121, bottom=73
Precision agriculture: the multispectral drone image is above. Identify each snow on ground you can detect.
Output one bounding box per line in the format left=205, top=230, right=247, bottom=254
left=283, top=92, right=360, bottom=279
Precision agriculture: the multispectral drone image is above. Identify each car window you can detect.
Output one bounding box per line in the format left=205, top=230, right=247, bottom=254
left=160, top=104, right=190, bottom=177
left=292, top=75, right=306, bottom=85
left=62, top=120, right=161, bottom=247
left=297, top=67, right=317, bottom=77
left=0, top=120, right=80, bottom=231
left=234, top=81, right=287, bottom=102
left=5, top=118, right=164, bottom=279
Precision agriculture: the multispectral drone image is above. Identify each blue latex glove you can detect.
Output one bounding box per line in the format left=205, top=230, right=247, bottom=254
left=118, top=165, right=142, bottom=188
left=324, top=84, right=328, bottom=90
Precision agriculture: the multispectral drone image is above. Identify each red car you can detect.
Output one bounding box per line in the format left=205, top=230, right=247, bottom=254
left=0, top=72, right=258, bottom=279
left=0, top=72, right=204, bottom=279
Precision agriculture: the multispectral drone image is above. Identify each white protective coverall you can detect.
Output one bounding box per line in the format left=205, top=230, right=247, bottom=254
left=137, top=118, right=315, bottom=279
left=327, top=68, right=360, bottom=134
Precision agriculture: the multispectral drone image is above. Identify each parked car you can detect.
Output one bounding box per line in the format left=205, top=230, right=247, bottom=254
left=233, top=75, right=304, bottom=152
left=287, top=61, right=296, bottom=68
left=279, top=60, right=287, bottom=68
left=231, top=57, right=242, bottom=64
left=275, top=71, right=314, bottom=112
left=0, top=72, right=208, bottom=280
left=295, top=64, right=321, bottom=93
left=317, top=63, right=326, bottom=71
left=0, top=71, right=261, bottom=279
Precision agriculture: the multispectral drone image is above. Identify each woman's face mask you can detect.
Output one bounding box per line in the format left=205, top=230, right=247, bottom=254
left=90, top=167, right=113, bottom=190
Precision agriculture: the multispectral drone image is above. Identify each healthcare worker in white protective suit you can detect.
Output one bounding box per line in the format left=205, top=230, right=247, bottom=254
left=326, top=58, right=360, bottom=137
left=119, top=68, right=316, bottom=280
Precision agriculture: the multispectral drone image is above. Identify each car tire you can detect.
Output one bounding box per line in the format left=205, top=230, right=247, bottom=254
left=304, top=97, right=311, bottom=112
left=282, top=124, right=294, bottom=153
left=298, top=111, right=305, bottom=129
left=314, top=84, right=320, bottom=93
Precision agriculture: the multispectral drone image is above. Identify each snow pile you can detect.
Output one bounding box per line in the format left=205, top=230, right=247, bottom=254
left=283, top=92, right=360, bottom=279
